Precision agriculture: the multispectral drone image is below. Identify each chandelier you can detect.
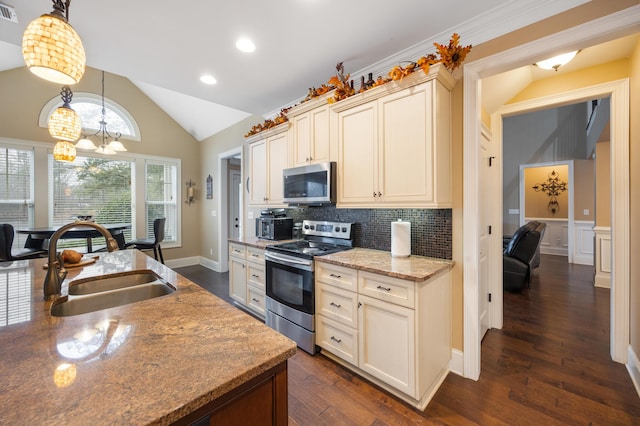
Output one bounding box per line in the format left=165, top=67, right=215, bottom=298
left=76, top=71, right=127, bottom=155
left=49, top=86, right=81, bottom=162
left=22, top=0, right=86, bottom=85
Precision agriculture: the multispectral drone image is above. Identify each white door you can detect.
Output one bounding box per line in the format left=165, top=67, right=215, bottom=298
left=228, top=169, right=241, bottom=239
left=479, top=125, right=493, bottom=339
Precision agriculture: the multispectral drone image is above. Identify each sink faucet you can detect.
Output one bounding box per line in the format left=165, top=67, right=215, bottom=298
left=44, top=221, right=119, bottom=300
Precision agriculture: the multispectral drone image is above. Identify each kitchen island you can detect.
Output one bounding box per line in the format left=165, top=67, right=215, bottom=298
left=0, top=250, right=296, bottom=425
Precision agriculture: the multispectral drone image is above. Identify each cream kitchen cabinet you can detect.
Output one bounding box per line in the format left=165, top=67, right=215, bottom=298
left=331, top=65, right=455, bottom=208
left=229, top=243, right=247, bottom=305
left=315, top=260, right=451, bottom=410
left=289, top=100, right=331, bottom=167
left=246, top=124, right=289, bottom=206
left=228, top=243, right=266, bottom=319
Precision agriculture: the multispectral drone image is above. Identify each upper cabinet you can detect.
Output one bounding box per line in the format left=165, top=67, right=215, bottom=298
left=287, top=93, right=333, bottom=167
left=331, top=64, right=455, bottom=208
left=246, top=123, right=289, bottom=206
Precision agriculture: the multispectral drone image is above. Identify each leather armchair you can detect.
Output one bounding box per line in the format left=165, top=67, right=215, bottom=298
left=503, top=221, right=545, bottom=291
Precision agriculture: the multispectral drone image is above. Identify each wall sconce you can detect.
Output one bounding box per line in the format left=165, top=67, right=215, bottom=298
left=185, top=179, right=195, bottom=206
left=532, top=170, right=568, bottom=214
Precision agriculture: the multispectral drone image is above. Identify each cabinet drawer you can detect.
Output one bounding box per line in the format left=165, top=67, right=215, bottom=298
left=358, top=271, right=415, bottom=309
left=317, top=315, right=358, bottom=366
left=229, top=243, right=246, bottom=259
left=247, top=262, right=265, bottom=290
left=247, top=285, right=266, bottom=318
left=316, top=283, right=358, bottom=328
left=316, top=263, right=357, bottom=292
left=247, top=247, right=265, bottom=264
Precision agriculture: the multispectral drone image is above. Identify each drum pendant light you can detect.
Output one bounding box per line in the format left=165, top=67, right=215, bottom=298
left=22, top=0, right=86, bottom=85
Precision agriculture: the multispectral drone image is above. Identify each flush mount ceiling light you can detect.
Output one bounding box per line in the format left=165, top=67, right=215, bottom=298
left=200, top=74, right=217, bottom=85
left=235, top=38, right=256, bottom=53
left=22, top=0, right=86, bottom=85
left=534, top=51, right=579, bottom=71
left=48, top=86, right=81, bottom=142
left=76, top=71, right=126, bottom=155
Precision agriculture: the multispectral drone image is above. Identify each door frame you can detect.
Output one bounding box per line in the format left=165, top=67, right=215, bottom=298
left=462, top=7, right=636, bottom=380
left=217, top=146, right=243, bottom=273
left=519, top=161, right=574, bottom=261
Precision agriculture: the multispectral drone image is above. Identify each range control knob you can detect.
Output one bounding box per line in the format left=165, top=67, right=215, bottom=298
left=310, top=225, right=315, bottom=230
left=304, top=224, right=310, bottom=229
left=335, top=227, right=340, bottom=232
left=341, top=227, right=347, bottom=232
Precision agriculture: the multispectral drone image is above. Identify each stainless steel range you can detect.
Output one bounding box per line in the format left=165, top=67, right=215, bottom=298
left=264, top=220, right=353, bottom=354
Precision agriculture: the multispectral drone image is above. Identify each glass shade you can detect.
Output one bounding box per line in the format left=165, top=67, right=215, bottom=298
left=107, top=140, right=127, bottom=152
left=22, top=13, right=86, bottom=85
left=95, top=144, right=116, bottom=155
left=75, top=137, right=97, bottom=150
left=535, top=51, right=578, bottom=71
left=48, top=106, right=81, bottom=141
left=53, top=140, right=77, bottom=162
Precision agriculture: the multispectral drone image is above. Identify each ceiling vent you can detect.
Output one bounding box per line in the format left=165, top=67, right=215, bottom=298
left=0, top=3, right=17, bottom=23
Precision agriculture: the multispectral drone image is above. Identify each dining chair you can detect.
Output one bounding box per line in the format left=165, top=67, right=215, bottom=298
left=124, top=218, right=166, bottom=264
left=0, top=224, right=48, bottom=262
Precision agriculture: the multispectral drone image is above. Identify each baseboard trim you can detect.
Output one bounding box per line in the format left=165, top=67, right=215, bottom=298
left=164, top=256, right=200, bottom=269
left=449, top=348, right=464, bottom=376
left=199, top=256, right=221, bottom=272
left=627, top=345, right=640, bottom=398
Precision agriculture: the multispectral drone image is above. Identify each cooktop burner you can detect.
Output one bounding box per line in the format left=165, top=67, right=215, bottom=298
left=266, top=220, right=353, bottom=259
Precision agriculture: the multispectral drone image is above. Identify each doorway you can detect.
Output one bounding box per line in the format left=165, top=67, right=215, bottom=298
left=463, top=14, right=634, bottom=379
left=217, top=147, right=243, bottom=273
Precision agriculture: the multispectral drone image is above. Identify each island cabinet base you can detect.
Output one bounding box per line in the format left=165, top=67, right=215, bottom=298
left=173, top=361, right=289, bottom=426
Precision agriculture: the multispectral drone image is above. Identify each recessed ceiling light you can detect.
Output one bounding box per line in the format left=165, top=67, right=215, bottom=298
left=200, top=74, right=217, bottom=85
left=236, top=38, right=256, bottom=53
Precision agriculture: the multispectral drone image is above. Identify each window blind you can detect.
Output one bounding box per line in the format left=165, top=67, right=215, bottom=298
left=0, top=146, right=34, bottom=248
left=145, top=160, right=177, bottom=243
left=48, top=155, right=134, bottom=249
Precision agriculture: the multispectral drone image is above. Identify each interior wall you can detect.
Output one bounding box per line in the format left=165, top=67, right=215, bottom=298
left=574, top=159, right=595, bottom=222
left=595, top=141, right=611, bottom=227
left=0, top=66, right=202, bottom=261
left=524, top=165, right=570, bottom=219
left=199, top=115, right=262, bottom=264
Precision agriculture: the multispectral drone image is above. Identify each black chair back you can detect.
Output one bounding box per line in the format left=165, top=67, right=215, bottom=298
left=0, top=224, right=14, bottom=261
left=153, top=218, right=166, bottom=245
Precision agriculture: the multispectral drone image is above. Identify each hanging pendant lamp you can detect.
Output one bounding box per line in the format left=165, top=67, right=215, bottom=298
left=52, top=140, right=76, bottom=162
left=48, top=86, right=81, bottom=141
left=22, top=0, right=86, bottom=85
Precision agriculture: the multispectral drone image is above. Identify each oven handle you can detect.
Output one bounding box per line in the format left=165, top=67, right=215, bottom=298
left=265, top=251, right=314, bottom=270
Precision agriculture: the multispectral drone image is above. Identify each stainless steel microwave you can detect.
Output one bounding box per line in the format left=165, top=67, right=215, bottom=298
left=282, top=162, right=336, bottom=206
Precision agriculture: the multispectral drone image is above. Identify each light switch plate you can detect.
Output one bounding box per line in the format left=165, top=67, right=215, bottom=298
left=508, top=208, right=519, bottom=215
left=583, top=209, right=589, bottom=215
left=211, top=210, right=216, bottom=217
left=248, top=211, right=254, bottom=219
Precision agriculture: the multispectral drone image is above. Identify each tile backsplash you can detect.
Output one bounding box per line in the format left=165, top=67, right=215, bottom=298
left=287, top=206, right=452, bottom=260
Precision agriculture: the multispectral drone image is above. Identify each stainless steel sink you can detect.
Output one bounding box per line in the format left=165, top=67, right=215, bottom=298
left=68, top=270, right=165, bottom=295
left=51, top=271, right=176, bottom=317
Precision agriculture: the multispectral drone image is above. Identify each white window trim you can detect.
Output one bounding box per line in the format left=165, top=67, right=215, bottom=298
left=38, top=92, right=141, bottom=142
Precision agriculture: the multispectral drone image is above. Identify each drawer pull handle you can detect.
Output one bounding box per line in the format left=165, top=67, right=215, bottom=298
left=329, top=273, right=342, bottom=278
left=251, top=254, right=259, bottom=257
left=251, top=274, right=260, bottom=278
left=330, top=302, right=342, bottom=308
left=377, top=285, right=391, bottom=292
left=330, top=336, right=342, bottom=343
left=252, top=298, right=260, bottom=303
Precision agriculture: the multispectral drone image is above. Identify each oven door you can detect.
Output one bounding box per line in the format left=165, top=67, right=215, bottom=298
left=265, top=251, right=314, bottom=315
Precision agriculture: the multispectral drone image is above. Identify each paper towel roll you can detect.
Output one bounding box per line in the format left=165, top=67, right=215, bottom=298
left=391, top=219, right=411, bottom=258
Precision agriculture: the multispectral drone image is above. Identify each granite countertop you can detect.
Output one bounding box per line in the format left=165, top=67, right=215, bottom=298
left=315, top=248, right=453, bottom=282
left=0, top=250, right=296, bottom=425
left=228, top=236, right=298, bottom=249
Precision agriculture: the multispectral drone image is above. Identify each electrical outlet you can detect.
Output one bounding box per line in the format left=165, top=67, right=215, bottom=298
left=248, top=211, right=254, bottom=219
left=508, top=208, right=519, bottom=215
left=211, top=210, right=216, bottom=217
left=583, top=209, right=589, bottom=216
left=209, top=248, right=213, bottom=255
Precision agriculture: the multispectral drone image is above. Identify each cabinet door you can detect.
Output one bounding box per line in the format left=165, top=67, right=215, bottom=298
left=310, top=106, right=330, bottom=164
left=292, top=113, right=311, bottom=167
left=266, top=132, right=288, bottom=204
left=358, top=294, right=415, bottom=397
left=378, top=83, right=433, bottom=205
left=249, top=140, right=267, bottom=205
left=338, top=102, right=377, bottom=205
left=229, top=256, right=247, bottom=304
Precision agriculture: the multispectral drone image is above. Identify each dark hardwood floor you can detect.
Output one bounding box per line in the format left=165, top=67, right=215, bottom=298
left=174, top=254, right=640, bottom=425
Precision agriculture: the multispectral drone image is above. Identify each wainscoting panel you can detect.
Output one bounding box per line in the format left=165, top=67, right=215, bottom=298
left=529, top=218, right=568, bottom=257
left=594, top=226, right=611, bottom=288
left=573, top=220, right=595, bottom=266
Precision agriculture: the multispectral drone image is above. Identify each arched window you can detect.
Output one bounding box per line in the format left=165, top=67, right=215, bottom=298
left=39, top=92, right=141, bottom=142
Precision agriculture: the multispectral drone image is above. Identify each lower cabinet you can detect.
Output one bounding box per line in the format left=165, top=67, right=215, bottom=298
left=315, top=261, right=451, bottom=409
left=229, top=243, right=266, bottom=319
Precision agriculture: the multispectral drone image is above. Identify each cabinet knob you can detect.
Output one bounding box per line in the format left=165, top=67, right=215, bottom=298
left=378, top=191, right=382, bottom=197
left=373, top=192, right=377, bottom=197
